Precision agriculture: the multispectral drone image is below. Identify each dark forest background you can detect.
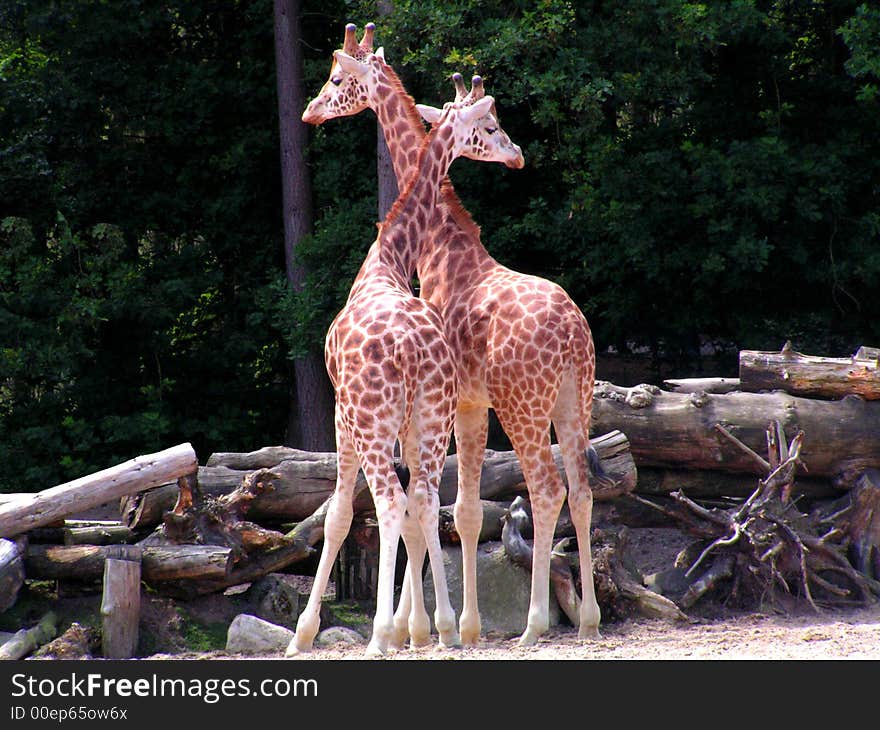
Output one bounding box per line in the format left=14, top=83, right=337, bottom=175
left=1, top=0, right=878, bottom=492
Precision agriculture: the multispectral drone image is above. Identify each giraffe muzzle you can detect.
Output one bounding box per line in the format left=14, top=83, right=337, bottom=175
left=505, top=144, right=525, bottom=169
left=302, top=99, right=326, bottom=125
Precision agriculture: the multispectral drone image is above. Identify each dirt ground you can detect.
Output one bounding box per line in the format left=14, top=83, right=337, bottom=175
left=142, top=527, right=880, bottom=661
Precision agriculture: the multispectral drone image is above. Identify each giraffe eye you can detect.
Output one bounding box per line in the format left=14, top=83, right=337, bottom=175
left=486, top=127, right=497, bottom=135
left=331, top=77, right=342, bottom=86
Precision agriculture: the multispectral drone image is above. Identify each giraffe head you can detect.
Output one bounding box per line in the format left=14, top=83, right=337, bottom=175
left=302, top=23, right=384, bottom=124
left=416, top=76, right=525, bottom=170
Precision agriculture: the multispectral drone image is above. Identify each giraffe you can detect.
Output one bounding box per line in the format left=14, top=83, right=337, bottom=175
left=301, top=23, right=604, bottom=647
left=287, top=66, right=524, bottom=656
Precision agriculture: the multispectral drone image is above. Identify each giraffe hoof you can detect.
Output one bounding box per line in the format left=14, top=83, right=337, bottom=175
left=517, top=629, right=541, bottom=647
left=578, top=625, right=601, bottom=641
left=365, top=642, right=388, bottom=658
left=409, top=634, right=433, bottom=649
left=438, top=635, right=462, bottom=650
left=285, top=638, right=310, bottom=657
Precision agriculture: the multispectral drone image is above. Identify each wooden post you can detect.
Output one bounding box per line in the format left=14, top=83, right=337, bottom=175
left=101, top=545, right=142, bottom=659
left=0, top=443, right=198, bottom=538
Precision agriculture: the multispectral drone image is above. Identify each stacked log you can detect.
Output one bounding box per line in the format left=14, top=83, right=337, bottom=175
left=588, top=343, right=880, bottom=612
left=119, top=430, right=637, bottom=532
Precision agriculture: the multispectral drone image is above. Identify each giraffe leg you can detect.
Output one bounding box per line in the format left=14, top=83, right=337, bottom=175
left=553, top=393, right=601, bottom=640
left=397, top=512, right=432, bottom=648
left=363, top=461, right=408, bottom=657
left=392, top=434, right=429, bottom=649
left=414, top=476, right=459, bottom=648
left=453, top=404, right=488, bottom=646
left=514, top=439, right=566, bottom=647
left=286, top=434, right=359, bottom=656
left=391, top=562, right=414, bottom=648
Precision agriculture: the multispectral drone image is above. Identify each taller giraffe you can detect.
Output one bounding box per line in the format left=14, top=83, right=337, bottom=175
left=303, top=23, right=603, bottom=646
left=289, top=66, right=524, bottom=656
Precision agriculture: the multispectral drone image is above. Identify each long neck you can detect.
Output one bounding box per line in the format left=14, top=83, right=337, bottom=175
left=372, top=62, right=427, bottom=188
left=370, top=61, right=489, bottom=290
left=377, top=125, right=455, bottom=278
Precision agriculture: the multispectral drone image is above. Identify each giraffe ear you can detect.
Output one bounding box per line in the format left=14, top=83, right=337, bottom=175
left=375, top=46, right=386, bottom=61
left=333, top=50, right=369, bottom=77
left=416, top=104, right=443, bottom=125
left=461, top=95, right=495, bottom=124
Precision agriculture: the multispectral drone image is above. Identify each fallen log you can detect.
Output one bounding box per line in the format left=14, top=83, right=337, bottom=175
left=64, top=524, right=134, bottom=546
left=636, top=466, right=837, bottom=501
left=0, top=443, right=198, bottom=538
left=663, top=377, right=741, bottom=395
left=740, top=343, right=880, bottom=400
left=0, top=612, right=57, bottom=660
left=121, top=431, right=636, bottom=530
left=24, top=544, right=231, bottom=582
left=592, top=381, right=880, bottom=488
left=0, top=537, right=26, bottom=612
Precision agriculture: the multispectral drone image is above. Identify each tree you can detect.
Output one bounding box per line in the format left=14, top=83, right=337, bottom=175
left=273, top=0, right=336, bottom=451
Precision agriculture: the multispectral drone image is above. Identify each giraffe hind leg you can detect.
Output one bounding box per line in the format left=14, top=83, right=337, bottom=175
left=287, top=434, right=359, bottom=655
left=553, top=406, right=601, bottom=638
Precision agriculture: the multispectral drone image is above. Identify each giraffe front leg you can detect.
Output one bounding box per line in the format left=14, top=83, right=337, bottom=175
left=453, top=405, right=488, bottom=646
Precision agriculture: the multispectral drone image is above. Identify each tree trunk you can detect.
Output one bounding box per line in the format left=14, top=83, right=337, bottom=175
left=121, top=431, right=636, bottom=529
left=0, top=443, right=197, bottom=538
left=739, top=343, right=880, bottom=400
left=376, top=3, right=398, bottom=220
left=592, top=382, right=880, bottom=488
left=273, top=0, right=335, bottom=451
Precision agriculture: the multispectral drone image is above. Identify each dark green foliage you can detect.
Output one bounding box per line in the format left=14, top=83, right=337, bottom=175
left=2, top=1, right=879, bottom=490
left=348, top=0, right=880, bottom=368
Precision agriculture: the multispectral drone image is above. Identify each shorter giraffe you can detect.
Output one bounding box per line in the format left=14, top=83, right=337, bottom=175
left=287, top=71, right=523, bottom=656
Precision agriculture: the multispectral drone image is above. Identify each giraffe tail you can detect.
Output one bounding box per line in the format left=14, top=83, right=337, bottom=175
left=587, top=445, right=615, bottom=489
left=393, top=336, right=420, bottom=476
left=569, top=317, right=614, bottom=489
